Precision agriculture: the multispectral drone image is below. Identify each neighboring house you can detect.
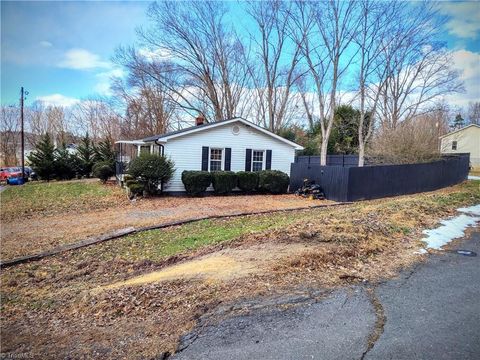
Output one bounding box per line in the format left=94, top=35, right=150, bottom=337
left=440, top=124, right=480, bottom=170
left=115, top=117, right=304, bottom=193
left=65, top=143, right=78, bottom=155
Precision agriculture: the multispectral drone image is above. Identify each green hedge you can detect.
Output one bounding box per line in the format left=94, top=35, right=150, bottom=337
left=125, top=179, right=137, bottom=188
left=129, top=183, right=145, bottom=196
left=92, top=161, right=114, bottom=183
left=181, top=171, right=212, bottom=195
left=258, top=170, right=289, bottom=194
left=211, top=171, right=237, bottom=194
left=237, top=171, right=259, bottom=192
left=128, top=154, right=175, bottom=194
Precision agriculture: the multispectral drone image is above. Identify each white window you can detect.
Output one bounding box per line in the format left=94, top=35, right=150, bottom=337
left=252, top=150, right=264, bottom=172
left=209, top=148, right=223, bottom=171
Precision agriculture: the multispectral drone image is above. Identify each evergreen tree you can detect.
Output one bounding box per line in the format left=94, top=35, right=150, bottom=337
left=54, top=144, right=76, bottom=180
left=94, top=138, right=115, bottom=168
left=453, top=114, right=465, bottom=129
left=328, top=105, right=371, bottom=155
left=27, top=133, right=56, bottom=181
left=76, top=133, right=97, bottom=177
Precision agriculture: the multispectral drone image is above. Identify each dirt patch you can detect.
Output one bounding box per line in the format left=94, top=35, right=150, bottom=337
left=103, top=243, right=309, bottom=290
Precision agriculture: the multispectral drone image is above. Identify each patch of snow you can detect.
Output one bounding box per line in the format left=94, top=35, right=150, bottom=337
left=420, top=204, right=480, bottom=251
left=414, top=248, right=428, bottom=255
left=468, top=175, right=480, bottom=180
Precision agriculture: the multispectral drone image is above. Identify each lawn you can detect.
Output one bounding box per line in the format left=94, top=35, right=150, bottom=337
left=0, top=179, right=125, bottom=221
left=1, top=181, right=328, bottom=260
left=1, top=180, right=479, bottom=359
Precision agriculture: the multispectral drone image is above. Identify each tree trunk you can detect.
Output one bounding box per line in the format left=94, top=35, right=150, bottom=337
left=320, top=139, right=328, bottom=165
left=358, top=143, right=365, bottom=167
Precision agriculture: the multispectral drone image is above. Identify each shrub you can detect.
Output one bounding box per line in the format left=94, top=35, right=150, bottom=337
left=368, top=118, right=442, bottom=165
left=128, top=154, right=175, bottom=194
left=211, top=171, right=237, bottom=194
left=125, top=179, right=137, bottom=187
left=92, top=161, right=114, bottom=183
left=123, top=174, right=134, bottom=182
left=258, top=170, right=290, bottom=194
left=128, top=183, right=145, bottom=197
left=236, top=171, right=259, bottom=192
left=181, top=171, right=212, bottom=196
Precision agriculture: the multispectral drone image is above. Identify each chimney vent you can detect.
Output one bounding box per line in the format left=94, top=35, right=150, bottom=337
left=195, top=115, right=205, bottom=126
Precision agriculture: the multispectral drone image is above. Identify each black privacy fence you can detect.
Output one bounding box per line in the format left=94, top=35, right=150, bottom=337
left=290, top=154, right=470, bottom=202
left=294, top=155, right=366, bottom=167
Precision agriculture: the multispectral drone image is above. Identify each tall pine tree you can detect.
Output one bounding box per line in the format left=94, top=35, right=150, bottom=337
left=453, top=114, right=465, bottom=129
left=77, top=133, right=97, bottom=177
left=94, top=138, right=115, bottom=169
left=54, top=144, right=77, bottom=180
left=28, top=133, right=56, bottom=181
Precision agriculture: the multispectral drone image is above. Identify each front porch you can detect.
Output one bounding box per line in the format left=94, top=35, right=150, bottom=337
left=114, top=140, right=164, bottom=183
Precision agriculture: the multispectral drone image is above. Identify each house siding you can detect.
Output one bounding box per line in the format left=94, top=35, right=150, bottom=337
left=440, top=125, right=480, bottom=170
left=160, top=121, right=297, bottom=192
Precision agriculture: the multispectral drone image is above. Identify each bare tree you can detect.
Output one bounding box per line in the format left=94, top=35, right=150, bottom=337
left=129, top=0, right=249, bottom=122
left=468, top=101, right=480, bottom=125
left=111, top=60, right=178, bottom=139
left=0, top=105, right=20, bottom=166
left=26, top=102, right=73, bottom=146
left=376, top=2, right=463, bottom=130
left=71, top=98, right=122, bottom=142
left=292, top=0, right=360, bottom=165
left=370, top=116, right=443, bottom=165
left=245, top=0, right=303, bottom=132
left=354, top=0, right=400, bottom=166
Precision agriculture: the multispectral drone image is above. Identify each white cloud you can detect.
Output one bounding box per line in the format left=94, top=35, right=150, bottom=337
left=138, top=47, right=172, bottom=61
left=445, top=49, right=480, bottom=107
left=36, top=94, right=80, bottom=107
left=94, top=67, right=125, bottom=96
left=38, top=41, right=53, bottom=48
left=58, top=48, right=110, bottom=70
left=439, top=2, right=480, bottom=39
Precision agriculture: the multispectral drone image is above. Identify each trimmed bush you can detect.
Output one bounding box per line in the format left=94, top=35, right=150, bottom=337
left=123, top=174, right=134, bottom=182
left=236, top=171, right=259, bottom=192
left=258, top=170, right=289, bottom=194
left=125, top=179, right=137, bottom=187
left=211, top=171, right=237, bottom=194
left=128, top=154, right=175, bottom=194
left=128, top=183, right=145, bottom=197
left=181, top=171, right=212, bottom=196
left=92, top=161, right=114, bottom=183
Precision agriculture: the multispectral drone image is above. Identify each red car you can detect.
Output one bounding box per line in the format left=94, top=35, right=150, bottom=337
left=0, top=167, right=22, bottom=182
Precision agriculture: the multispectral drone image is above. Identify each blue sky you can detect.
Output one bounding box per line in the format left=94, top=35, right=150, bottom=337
left=1, top=1, right=479, bottom=109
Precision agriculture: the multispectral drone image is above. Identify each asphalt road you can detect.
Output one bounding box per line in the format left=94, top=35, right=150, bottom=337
left=172, top=230, right=480, bottom=360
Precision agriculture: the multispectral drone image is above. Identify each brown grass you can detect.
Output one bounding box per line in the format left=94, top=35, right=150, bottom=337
left=1, top=181, right=479, bottom=359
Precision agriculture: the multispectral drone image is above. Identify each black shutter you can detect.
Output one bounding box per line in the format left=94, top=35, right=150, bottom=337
left=266, top=150, right=272, bottom=170
left=224, top=148, right=231, bottom=171
left=245, top=149, right=252, bottom=171
left=201, top=146, right=209, bottom=171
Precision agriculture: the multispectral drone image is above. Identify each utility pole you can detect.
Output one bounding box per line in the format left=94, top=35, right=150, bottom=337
left=20, top=87, right=26, bottom=180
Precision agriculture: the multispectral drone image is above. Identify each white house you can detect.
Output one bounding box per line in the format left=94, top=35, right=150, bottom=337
left=115, top=117, right=304, bottom=193
left=440, top=124, right=480, bottom=171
